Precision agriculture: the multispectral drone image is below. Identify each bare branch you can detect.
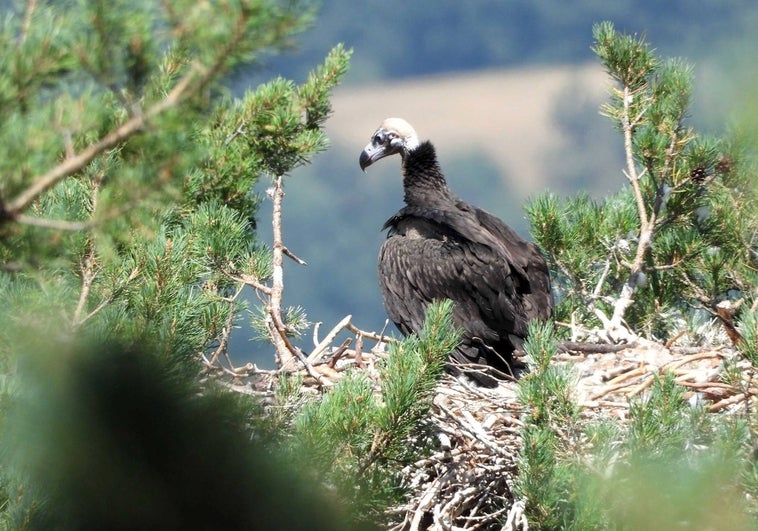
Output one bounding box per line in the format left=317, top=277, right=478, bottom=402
left=20, top=0, right=37, bottom=44
left=308, top=314, right=352, bottom=363
left=71, top=241, right=98, bottom=329
left=622, top=86, right=648, bottom=228
left=346, top=321, right=399, bottom=344
left=223, top=269, right=272, bottom=295
left=268, top=174, right=298, bottom=370
left=208, top=296, right=240, bottom=366
left=282, top=245, right=307, bottom=265
left=15, top=214, right=90, bottom=231
left=71, top=172, right=107, bottom=329
left=267, top=309, right=322, bottom=384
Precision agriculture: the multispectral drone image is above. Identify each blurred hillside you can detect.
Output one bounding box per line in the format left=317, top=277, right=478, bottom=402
left=255, top=0, right=757, bottom=85
left=226, top=2, right=758, bottom=366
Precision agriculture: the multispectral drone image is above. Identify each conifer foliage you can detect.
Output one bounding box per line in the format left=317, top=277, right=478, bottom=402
left=0, top=2, right=459, bottom=528
left=0, top=1, right=365, bottom=528
left=515, top=23, right=758, bottom=530
left=0, top=0, right=340, bottom=361
left=527, top=22, right=757, bottom=343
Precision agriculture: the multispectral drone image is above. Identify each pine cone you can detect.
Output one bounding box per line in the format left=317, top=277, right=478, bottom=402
left=715, top=156, right=732, bottom=177
left=690, top=166, right=707, bottom=184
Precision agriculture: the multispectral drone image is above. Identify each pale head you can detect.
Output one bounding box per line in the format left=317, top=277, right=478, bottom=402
left=359, top=117, right=420, bottom=171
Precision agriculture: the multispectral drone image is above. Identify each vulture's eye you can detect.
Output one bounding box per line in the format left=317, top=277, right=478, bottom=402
left=373, top=132, right=385, bottom=144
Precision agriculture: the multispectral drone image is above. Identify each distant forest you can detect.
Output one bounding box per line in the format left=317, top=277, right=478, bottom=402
left=258, top=0, right=758, bottom=83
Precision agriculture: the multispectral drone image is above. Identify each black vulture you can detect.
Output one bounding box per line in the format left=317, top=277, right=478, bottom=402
left=360, top=118, right=553, bottom=384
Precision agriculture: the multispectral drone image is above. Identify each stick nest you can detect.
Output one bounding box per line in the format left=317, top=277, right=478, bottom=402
left=220, top=338, right=755, bottom=531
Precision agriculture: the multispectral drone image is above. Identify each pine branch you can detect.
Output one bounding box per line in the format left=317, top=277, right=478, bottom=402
left=598, top=84, right=657, bottom=341
left=71, top=241, right=98, bottom=329
left=1, top=65, right=201, bottom=221
left=208, top=284, right=244, bottom=366
left=1, top=1, right=271, bottom=225
left=622, top=86, right=650, bottom=229
left=71, top=171, right=107, bottom=330
left=20, top=0, right=37, bottom=44
left=14, top=215, right=90, bottom=231
left=268, top=174, right=299, bottom=370
left=308, top=315, right=353, bottom=363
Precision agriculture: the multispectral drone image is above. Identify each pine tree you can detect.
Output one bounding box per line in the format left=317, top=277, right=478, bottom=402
left=0, top=1, right=372, bottom=528
left=0, top=2, right=463, bottom=528
left=527, top=21, right=758, bottom=344
left=515, top=22, right=758, bottom=530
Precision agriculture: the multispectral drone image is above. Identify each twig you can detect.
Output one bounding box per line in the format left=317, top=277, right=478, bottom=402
left=622, top=86, right=648, bottom=228
left=71, top=172, right=107, bottom=329
left=592, top=258, right=612, bottom=298
left=353, top=331, right=364, bottom=367
left=282, top=245, right=307, bottom=265
left=268, top=309, right=322, bottom=385
left=709, top=392, right=750, bottom=413
left=628, top=374, right=656, bottom=397
left=224, top=269, right=272, bottom=295
left=559, top=341, right=636, bottom=354
left=596, top=86, right=660, bottom=341
left=663, top=350, right=724, bottom=372
left=589, top=368, right=649, bottom=400
left=307, top=314, right=352, bottom=363
left=346, top=321, right=399, bottom=344
left=208, top=291, right=242, bottom=366
left=71, top=241, right=98, bottom=329
left=20, top=0, right=37, bottom=44
left=326, top=338, right=352, bottom=369
left=664, top=330, right=686, bottom=348
left=504, top=499, right=529, bottom=531
left=436, top=402, right=507, bottom=456
left=200, top=351, right=255, bottom=379
left=409, top=473, right=449, bottom=531
left=675, top=380, right=741, bottom=392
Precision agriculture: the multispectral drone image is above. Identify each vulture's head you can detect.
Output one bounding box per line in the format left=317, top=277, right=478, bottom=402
left=359, top=117, right=420, bottom=171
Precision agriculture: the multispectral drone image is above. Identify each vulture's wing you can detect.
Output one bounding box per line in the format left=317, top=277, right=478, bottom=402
left=472, top=206, right=554, bottom=321
left=378, top=207, right=533, bottom=344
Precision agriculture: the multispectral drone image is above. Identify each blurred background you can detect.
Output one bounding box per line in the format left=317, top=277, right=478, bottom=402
left=231, top=1, right=758, bottom=366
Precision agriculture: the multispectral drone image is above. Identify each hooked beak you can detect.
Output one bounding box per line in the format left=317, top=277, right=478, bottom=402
left=359, top=141, right=385, bottom=172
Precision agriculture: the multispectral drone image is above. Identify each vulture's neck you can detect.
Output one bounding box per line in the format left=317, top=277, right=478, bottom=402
left=401, top=141, right=455, bottom=207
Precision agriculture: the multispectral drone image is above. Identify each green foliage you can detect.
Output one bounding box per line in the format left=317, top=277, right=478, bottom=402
left=519, top=320, right=577, bottom=427
left=592, top=378, right=754, bottom=530
left=3, top=337, right=355, bottom=531
left=527, top=22, right=758, bottom=341
left=2, top=5, right=755, bottom=528
left=516, top=326, right=756, bottom=530
left=517, top=22, right=758, bottom=529
left=0, top=0, right=350, bottom=361
left=592, top=21, right=658, bottom=90
left=516, top=321, right=588, bottom=529
left=290, top=300, right=458, bottom=523
left=736, top=308, right=758, bottom=367
left=517, top=425, right=575, bottom=529
left=0, top=1, right=359, bottom=527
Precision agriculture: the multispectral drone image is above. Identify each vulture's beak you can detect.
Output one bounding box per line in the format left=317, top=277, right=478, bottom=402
left=359, top=142, right=384, bottom=172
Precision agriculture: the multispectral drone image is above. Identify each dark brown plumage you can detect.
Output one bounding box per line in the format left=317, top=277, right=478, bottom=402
left=360, top=118, right=553, bottom=384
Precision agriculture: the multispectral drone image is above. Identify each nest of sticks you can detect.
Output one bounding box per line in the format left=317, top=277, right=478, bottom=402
left=386, top=341, right=754, bottom=530
left=215, top=330, right=755, bottom=531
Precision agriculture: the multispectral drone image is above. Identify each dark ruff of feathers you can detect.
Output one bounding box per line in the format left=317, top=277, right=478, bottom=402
left=378, top=141, right=553, bottom=384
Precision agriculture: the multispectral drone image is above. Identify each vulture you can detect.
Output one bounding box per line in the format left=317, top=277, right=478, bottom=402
left=359, top=117, right=553, bottom=384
